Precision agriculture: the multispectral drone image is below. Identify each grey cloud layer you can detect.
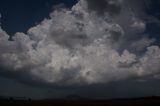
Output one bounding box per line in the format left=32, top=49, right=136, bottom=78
left=0, top=0, right=160, bottom=86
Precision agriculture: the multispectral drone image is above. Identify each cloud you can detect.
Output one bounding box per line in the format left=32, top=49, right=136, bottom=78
left=131, top=37, right=155, bottom=51
left=0, top=0, right=160, bottom=86
left=86, top=0, right=122, bottom=16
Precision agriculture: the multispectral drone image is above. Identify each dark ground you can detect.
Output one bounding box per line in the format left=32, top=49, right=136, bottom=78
left=0, top=96, right=160, bottom=106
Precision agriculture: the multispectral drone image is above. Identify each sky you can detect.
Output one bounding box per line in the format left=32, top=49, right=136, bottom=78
left=0, top=0, right=160, bottom=100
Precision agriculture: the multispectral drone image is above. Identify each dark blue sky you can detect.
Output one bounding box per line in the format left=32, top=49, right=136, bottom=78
left=146, top=0, right=160, bottom=45
left=0, top=0, right=77, bottom=35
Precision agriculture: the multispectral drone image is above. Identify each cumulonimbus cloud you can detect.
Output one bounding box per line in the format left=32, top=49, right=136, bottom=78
left=0, top=0, right=160, bottom=86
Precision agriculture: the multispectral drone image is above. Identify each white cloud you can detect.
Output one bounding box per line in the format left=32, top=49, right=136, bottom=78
left=131, top=37, right=155, bottom=51
left=0, top=0, right=159, bottom=86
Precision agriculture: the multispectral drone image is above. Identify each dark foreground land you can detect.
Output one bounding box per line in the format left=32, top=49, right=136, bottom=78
left=1, top=96, right=160, bottom=106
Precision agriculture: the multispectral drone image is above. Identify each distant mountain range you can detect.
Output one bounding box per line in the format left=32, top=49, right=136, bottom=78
left=1, top=96, right=160, bottom=106
left=1, top=95, right=160, bottom=101
left=0, top=96, right=30, bottom=101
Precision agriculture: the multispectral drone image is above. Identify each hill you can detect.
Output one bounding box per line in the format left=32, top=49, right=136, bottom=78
left=1, top=96, right=160, bottom=106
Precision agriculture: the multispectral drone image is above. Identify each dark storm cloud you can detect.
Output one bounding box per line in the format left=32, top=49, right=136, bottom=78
left=86, top=0, right=122, bottom=16
left=0, top=0, right=159, bottom=87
